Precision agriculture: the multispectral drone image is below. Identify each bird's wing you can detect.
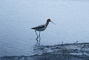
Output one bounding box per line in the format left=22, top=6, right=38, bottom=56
left=31, top=25, right=45, bottom=29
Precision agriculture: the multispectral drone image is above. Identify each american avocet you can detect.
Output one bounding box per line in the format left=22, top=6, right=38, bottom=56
left=31, top=19, right=55, bottom=43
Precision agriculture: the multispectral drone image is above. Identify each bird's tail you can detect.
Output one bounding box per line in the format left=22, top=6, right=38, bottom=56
left=31, top=27, right=35, bottom=29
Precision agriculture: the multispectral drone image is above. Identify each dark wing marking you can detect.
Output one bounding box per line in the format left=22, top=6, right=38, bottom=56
left=31, top=25, right=45, bottom=29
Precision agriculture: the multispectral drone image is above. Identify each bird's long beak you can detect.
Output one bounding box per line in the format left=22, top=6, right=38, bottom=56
left=51, top=21, right=56, bottom=25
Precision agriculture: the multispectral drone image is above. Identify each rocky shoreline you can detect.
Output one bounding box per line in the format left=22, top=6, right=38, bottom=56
left=1, top=43, right=89, bottom=60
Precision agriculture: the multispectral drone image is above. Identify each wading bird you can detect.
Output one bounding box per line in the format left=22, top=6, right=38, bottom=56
left=31, top=19, right=55, bottom=43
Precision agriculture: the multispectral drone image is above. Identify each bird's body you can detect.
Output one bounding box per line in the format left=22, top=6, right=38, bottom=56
left=31, top=25, right=46, bottom=31
left=31, top=19, right=51, bottom=31
left=31, top=19, right=54, bottom=44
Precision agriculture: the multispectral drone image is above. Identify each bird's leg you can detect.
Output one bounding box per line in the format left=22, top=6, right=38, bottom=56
left=35, top=31, right=38, bottom=43
left=39, top=31, right=41, bottom=44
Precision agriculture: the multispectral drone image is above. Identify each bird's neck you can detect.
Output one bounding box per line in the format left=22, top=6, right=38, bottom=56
left=45, top=21, right=49, bottom=27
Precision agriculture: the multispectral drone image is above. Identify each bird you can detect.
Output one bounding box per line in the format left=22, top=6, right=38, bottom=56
left=31, top=19, right=55, bottom=43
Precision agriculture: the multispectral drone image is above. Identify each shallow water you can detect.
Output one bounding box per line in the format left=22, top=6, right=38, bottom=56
left=1, top=0, right=89, bottom=57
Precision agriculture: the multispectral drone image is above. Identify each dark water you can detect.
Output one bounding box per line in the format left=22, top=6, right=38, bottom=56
left=1, top=43, right=89, bottom=60
left=0, top=54, right=89, bottom=60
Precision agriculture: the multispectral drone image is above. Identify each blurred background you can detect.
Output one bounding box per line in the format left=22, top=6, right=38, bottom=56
left=0, top=0, right=89, bottom=56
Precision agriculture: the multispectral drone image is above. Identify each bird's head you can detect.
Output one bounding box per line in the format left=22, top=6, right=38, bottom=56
left=47, top=19, right=55, bottom=24
left=47, top=19, right=51, bottom=22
